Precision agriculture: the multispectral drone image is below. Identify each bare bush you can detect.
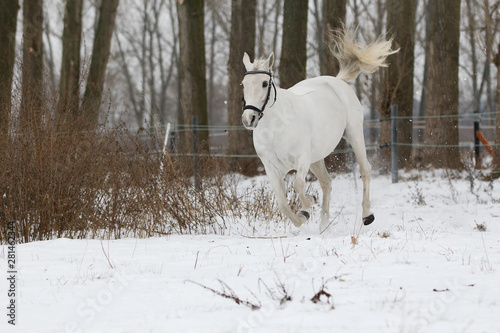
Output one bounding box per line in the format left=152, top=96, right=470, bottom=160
left=0, top=92, right=287, bottom=243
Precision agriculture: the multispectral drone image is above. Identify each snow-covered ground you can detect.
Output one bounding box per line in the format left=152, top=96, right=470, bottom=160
left=1, top=171, right=500, bottom=333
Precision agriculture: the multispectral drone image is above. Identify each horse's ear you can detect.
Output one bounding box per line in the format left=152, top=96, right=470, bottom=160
left=266, top=52, right=275, bottom=70
left=243, top=52, right=252, bottom=71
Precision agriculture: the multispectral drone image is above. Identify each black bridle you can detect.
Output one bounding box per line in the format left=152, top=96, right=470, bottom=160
left=242, top=70, right=277, bottom=120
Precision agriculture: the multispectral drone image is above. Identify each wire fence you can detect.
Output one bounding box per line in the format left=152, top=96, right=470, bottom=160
left=161, top=109, right=500, bottom=157
left=3, top=109, right=498, bottom=158
left=162, top=107, right=500, bottom=180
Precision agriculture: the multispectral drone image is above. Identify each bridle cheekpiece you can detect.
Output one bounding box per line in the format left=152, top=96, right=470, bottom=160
left=242, top=70, right=277, bottom=120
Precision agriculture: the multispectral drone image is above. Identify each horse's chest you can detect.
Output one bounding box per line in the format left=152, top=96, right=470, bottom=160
left=253, top=130, right=304, bottom=170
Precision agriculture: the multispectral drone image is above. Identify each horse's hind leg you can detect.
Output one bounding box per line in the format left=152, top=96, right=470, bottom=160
left=265, top=164, right=307, bottom=227
left=293, top=158, right=316, bottom=220
left=344, top=123, right=375, bottom=225
left=310, top=159, right=332, bottom=230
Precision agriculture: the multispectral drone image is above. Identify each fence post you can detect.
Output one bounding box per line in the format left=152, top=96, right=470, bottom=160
left=160, top=122, right=171, bottom=173
left=391, top=104, right=398, bottom=183
left=162, top=122, right=171, bottom=156
left=474, top=116, right=480, bottom=168
left=192, top=116, right=201, bottom=191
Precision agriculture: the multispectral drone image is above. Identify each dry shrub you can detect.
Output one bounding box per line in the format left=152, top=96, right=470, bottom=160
left=1, top=111, right=157, bottom=242
left=0, top=102, right=288, bottom=243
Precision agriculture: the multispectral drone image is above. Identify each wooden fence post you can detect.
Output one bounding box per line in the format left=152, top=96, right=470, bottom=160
left=391, top=104, right=398, bottom=183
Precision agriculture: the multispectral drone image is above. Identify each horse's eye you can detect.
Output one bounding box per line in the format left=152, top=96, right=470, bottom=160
left=262, top=81, right=268, bottom=88
left=240, top=83, right=244, bottom=89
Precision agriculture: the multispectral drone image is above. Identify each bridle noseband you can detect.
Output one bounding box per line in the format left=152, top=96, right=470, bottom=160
left=242, top=70, right=277, bottom=120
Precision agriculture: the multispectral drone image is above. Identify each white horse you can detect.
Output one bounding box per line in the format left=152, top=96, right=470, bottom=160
left=241, top=29, right=397, bottom=231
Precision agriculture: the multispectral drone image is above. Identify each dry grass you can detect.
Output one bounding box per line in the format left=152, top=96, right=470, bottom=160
left=0, top=89, right=286, bottom=244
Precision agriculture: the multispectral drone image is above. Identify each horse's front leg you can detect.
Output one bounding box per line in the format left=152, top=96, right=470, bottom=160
left=265, top=165, right=307, bottom=227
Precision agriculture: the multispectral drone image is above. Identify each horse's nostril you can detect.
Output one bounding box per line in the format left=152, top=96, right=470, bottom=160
left=251, top=115, right=256, bottom=124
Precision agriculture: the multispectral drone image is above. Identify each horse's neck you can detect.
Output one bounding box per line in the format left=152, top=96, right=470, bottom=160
left=264, top=86, right=296, bottom=122
left=266, top=86, right=281, bottom=113
left=270, top=86, right=286, bottom=107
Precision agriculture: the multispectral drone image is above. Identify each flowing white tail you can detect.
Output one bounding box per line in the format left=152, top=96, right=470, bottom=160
left=329, top=28, right=398, bottom=82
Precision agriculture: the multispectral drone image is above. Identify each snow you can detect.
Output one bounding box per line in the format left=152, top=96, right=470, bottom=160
left=1, top=171, right=500, bottom=332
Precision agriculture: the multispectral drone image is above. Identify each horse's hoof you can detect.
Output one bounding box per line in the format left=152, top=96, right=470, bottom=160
left=298, top=210, right=310, bottom=220
left=363, top=214, right=375, bottom=226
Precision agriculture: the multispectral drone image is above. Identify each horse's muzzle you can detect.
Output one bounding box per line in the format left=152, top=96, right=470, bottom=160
left=242, top=110, right=259, bottom=129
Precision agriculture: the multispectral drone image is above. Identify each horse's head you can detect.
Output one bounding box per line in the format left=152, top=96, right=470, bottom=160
left=241, top=52, right=275, bottom=130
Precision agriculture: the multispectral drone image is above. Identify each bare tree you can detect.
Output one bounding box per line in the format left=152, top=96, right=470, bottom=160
left=206, top=1, right=219, bottom=124
left=382, top=0, right=417, bottom=169
left=255, top=0, right=282, bottom=59
left=465, top=0, right=485, bottom=167
left=82, top=0, right=120, bottom=126
left=494, top=42, right=500, bottom=176
left=320, top=0, right=346, bottom=75
left=482, top=0, right=495, bottom=123
left=319, top=0, right=347, bottom=172
left=21, top=0, right=44, bottom=131
left=177, top=0, right=208, bottom=152
left=491, top=1, right=500, bottom=176
left=417, top=0, right=431, bottom=141
left=0, top=0, right=19, bottom=135
left=114, top=31, right=142, bottom=126
left=423, top=0, right=462, bottom=169
left=44, top=20, right=57, bottom=92
left=272, top=0, right=282, bottom=58
left=350, top=0, right=362, bottom=99
left=227, top=0, right=258, bottom=173
left=279, top=0, right=309, bottom=88
left=113, top=0, right=178, bottom=129
left=58, top=0, right=83, bottom=121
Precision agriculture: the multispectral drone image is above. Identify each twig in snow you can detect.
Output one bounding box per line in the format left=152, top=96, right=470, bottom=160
left=258, top=275, right=292, bottom=306
left=100, top=239, right=114, bottom=269
left=320, top=207, right=344, bottom=235
left=194, top=251, right=199, bottom=269
left=185, top=279, right=261, bottom=310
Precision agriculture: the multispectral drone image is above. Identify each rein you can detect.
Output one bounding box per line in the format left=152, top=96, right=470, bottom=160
left=242, top=70, right=277, bottom=120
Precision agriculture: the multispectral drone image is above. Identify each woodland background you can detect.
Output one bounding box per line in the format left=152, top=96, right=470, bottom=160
left=0, top=0, right=499, bottom=169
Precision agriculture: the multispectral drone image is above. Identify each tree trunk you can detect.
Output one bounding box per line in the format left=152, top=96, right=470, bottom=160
left=272, top=0, right=282, bottom=57
left=465, top=0, right=482, bottom=167
left=20, top=0, right=44, bottom=131
left=208, top=8, right=216, bottom=123
left=177, top=0, right=208, bottom=153
left=257, top=0, right=267, bottom=58
left=227, top=0, right=257, bottom=174
left=493, top=42, right=500, bottom=176
left=82, top=0, right=119, bottom=127
left=279, top=0, right=308, bottom=89
left=416, top=0, right=432, bottom=159
left=115, top=32, right=141, bottom=126
left=58, top=0, right=83, bottom=121
left=423, top=0, right=462, bottom=169
left=0, top=0, right=19, bottom=135
left=320, top=0, right=346, bottom=76
left=321, top=0, right=347, bottom=173
left=482, top=0, right=494, bottom=124
left=369, top=0, right=384, bottom=144
left=382, top=0, right=417, bottom=169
